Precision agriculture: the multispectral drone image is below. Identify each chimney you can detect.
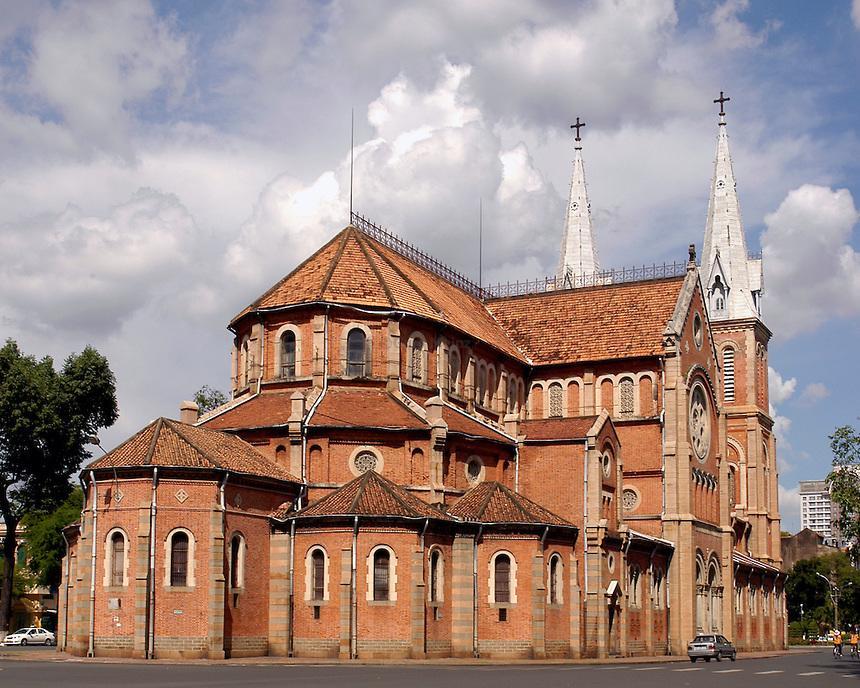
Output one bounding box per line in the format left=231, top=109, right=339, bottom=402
left=180, top=400, right=199, bottom=425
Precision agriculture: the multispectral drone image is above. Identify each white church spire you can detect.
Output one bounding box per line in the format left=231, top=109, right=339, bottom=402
left=701, top=92, right=762, bottom=321
left=557, top=117, right=599, bottom=286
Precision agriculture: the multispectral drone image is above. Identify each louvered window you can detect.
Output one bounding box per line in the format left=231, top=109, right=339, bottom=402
left=723, top=348, right=735, bottom=402
left=373, top=549, right=390, bottom=601
left=311, top=549, right=325, bottom=601
left=494, top=554, right=511, bottom=604
left=170, top=532, right=189, bottom=587
left=110, top=532, right=124, bottom=587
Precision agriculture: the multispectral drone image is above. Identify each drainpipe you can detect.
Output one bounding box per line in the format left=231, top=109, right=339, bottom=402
left=351, top=516, right=359, bottom=659
left=583, top=444, right=589, bottom=599
left=220, top=471, right=229, bottom=596
left=514, top=445, right=520, bottom=493
left=87, top=472, right=98, bottom=658
left=146, top=467, right=158, bottom=659
left=301, top=305, right=330, bottom=508
left=659, top=357, right=666, bottom=516
left=257, top=314, right=265, bottom=395
left=420, top=519, right=429, bottom=656
left=472, top=524, right=483, bottom=658
left=60, top=529, right=71, bottom=652
left=288, top=518, right=296, bottom=657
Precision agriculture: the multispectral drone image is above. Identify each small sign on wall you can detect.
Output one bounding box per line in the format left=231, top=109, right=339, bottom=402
left=173, top=609, right=183, bottom=615
left=108, top=598, right=121, bottom=610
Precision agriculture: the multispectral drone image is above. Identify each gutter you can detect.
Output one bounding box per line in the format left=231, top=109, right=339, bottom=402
left=60, top=529, right=71, bottom=652
left=86, top=472, right=98, bottom=658
left=351, top=516, right=359, bottom=659
left=288, top=518, right=296, bottom=656
left=472, top=524, right=483, bottom=658
left=146, top=467, right=158, bottom=659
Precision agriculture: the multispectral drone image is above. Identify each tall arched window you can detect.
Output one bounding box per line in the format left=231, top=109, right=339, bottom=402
left=619, top=378, right=634, bottom=416
left=241, top=337, right=251, bottom=387
left=629, top=564, right=641, bottom=607
left=110, top=532, right=125, bottom=587
left=373, top=548, right=390, bottom=601
left=494, top=554, right=511, bottom=604
left=487, top=368, right=497, bottom=410
left=170, top=531, right=189, bottom=587
left=722, top=348, right=735, bottom=402
left=548, top=383, right=563, bottom=418
left=347, top=328, right=367, bottom=377
left=548, top=554, right=562, bottom=604
left=311, top=548, right=325, bottom=601
left=448, top=349, right=460, bottom=394
left=280, top=330, right=296, bottom=379
left=229, top=534, right=244, bottom=589
left=429, top=549, right=442, bottom=603
left=410, top=336, right=424, bottom=382
left=652, top=568, right=664, bottom=609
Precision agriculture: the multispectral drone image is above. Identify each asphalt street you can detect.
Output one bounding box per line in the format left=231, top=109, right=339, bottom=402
left=0, top=647, right=853, bottom=688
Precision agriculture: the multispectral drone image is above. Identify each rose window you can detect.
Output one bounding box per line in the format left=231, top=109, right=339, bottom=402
left=689, top=384, right=711, bottom=461
left=354, top=451, right=378, bottom=474
left=622, top=489, right=638, bottom=512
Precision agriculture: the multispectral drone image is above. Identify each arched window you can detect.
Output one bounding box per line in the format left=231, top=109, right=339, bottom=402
left=410, top=336, right=425, bottom=382
left=722, top=348, right=735, bottom=402
left=494, top=553, right=511, bottom=604
left=475, top=363, right=487, bottom=406
left=548, top=383, right=563, bottom=418
left=280, top=330, right=296, bottom=379
left=109, top=531, right=125, bottom=587
left=311, top=548, right=325, bottom=601
left=652, top=568, right=664, bottom=609
left=429, top=549, right=443, bottom=604
left=347, top=328, right=367, bottom=377
left=487, top=368, right=497, bottom=410
left=507, top=379, right=517, bottom=413
left=448, top=349, right=460, bottom=394
left=619, top=378, right=634, bottom=416
left=373, top=548, right=390, bottom=601
left=241, top=337, right=251, bottom=387
left=229, top=534, right=244, bottom=589
left=548, top=554, right=563, bottom=604
left=170, top=531, right=189, bottom=587
left=629, top=564, right=641, bottom=607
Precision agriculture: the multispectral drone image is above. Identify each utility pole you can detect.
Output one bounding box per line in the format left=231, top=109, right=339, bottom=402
left=816, top=571, right=852, bottom=631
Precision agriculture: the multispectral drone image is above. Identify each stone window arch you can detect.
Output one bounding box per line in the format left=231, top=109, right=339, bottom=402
left=428, top=547, right=444, bottom=604
left=448, top=346, right=461, bottom=395
left=566, top=378, right=582, bottom=416
left=305, top=546, right=329, bottom=602
left=367, top=545, right=398, bottom=602
left=618, top=377, right=635, bottom=417
left=652, top=567, right=664, bottom=609
left=548, top=382, right=563, bottom=418
left=344, top=325, right=371, bottom=377
left=275, top=324, right=302, bottom=379
left=476, top=361, right=487, bottom=406
left=103, top=527, right=129, bottom=587
left=688, top=379, right=712, bottom=462
left=488, top=550, right=517, bottom=604
left=348, top=445, right=384, bottom=477
left=486, top=365, right=497, bottom=410
left=507, top=375, right=519, bottom=414
left=164, top=527, right=196, bottom=588
left=597, top=375, right=615, bottom=415
left=464, top=455, right=485, bottom=486
left=628, top=564, right=642, bottom=607
left=240, top=335, right=251, bottom=387
left=722, top=346, right=736, bottom=403
left=407, top=331, right=428, bottom=383
left=711, top=275, right=727, bottom=314
left=229, top=532, right=246, bottom=590
left=529, top=382, right=544, bottom=419
left=547, top=553, right=563, bottom=605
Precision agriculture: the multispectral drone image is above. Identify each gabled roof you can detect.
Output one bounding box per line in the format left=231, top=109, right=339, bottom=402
left=87, top=417, right=299, bottom=483
left=448, top=481, right=574, bottom=528
left=275, top=470, right=452, bottom=521
left=486, top=276, right=684, bottom=365
left=231, top=226, right=527, bottom=361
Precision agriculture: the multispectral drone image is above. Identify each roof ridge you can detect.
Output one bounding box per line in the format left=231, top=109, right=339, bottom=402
left=87, top=418, right=158, bottom=469
left=371, top=471, right=428, bottom=518
left=475, top=481, right=498, bottom=519
left=348, top=471, right=370, bottom=513
left=388, top=389, right=429, bottom=424
left=361, top=236, right=443, bottom=314
left=164, top=419, right=223, bottom=469
left=353, top=231, right=398, bottom=307
left=319, top=227, right=353, bottom=300
left=493, top=481, right=532, bottom=521
left=143, top=418, right=164, bottom=465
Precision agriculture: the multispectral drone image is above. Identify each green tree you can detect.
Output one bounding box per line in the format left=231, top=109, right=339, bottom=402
left=828, top=425, right=860, bottom=557
left=786, top=551, right=860, bottom=631
left=21, top=488, right=84, bottom=589
left=193, top=385, right=228, bottom=415
left=0, top=340, right=118, bottom=633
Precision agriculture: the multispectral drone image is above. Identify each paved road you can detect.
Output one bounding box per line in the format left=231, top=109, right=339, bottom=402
left=0, top=648, right=854, bottom=688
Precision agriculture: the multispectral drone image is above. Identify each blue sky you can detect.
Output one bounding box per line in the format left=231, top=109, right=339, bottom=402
left=1, top=0, right=858, bottom=531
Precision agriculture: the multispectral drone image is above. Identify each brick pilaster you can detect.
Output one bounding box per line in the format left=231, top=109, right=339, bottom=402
left=531, top=553, right=546, bottom=659
left=451, top=535, right=474, bottom=657
left=267, top=532, right=291, bottom=656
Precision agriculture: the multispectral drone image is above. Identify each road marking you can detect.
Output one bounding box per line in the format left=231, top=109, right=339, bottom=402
left=674, top=667, right=701, bottom=672
left=798, top=672, right=826, bottom=676
left=755, top=670, right=784, bottom=674
left=633, top=666, right=663, bottom=671
left=599, top=666, right=629, bottom=670
left=714, top=669, right=743, bottom=673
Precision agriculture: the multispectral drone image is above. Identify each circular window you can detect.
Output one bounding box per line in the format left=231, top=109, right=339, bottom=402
left=607, top=553, right=615, bottom=573
left=693, top=313, right=703, bottom=349
left=689, top=383, right=711, bottom=462
left=348, top=447, right=383, bottom=476
left=571, top=201, right=578, bottom=211
left=602, top=452, right=612, bottom=478
left=465, top=456, right=484, bottom=485
left=717, top=179, right=725, bottom=189
left=621, top=488, right=639, bottom=512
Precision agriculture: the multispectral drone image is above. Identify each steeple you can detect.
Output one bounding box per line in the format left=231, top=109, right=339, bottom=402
left=557, top=117, right=599, bottom=286
left=701, top=92, right=762, bottom=321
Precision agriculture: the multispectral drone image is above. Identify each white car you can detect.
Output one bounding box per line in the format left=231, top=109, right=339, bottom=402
left=2, top=627, right=55, bottom=646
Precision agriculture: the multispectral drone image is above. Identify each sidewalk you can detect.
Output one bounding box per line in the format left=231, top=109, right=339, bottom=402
left=0, top=647, right=814, bottom=666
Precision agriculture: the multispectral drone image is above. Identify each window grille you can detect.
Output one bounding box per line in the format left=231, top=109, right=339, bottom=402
left=410, top=337, right=424, bottom=382
left=354, top=451, right=378, bottom=474
left=619, top=378, right=634, bottom=416
left=548, top=383, right=563, bottom=418
left=373, top=549, right=390, bottom=601
left=723, top=349, right=735, bottom=402
left=110, top=533, right=124, bottom=586
left=347, top=329, right=367, bottom=377
left=280, top=331, right=296, bottom=379
left=170, top=532, right=189, bottom=587
left=494, top=554, right=511, bottom=604
left=312, top=549, right=325, bottom=601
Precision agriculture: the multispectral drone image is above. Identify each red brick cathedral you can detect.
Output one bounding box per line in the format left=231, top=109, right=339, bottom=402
left=60, top=106, right=785, bottom=660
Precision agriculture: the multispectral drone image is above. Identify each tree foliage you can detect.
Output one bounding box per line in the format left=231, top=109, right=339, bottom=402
left=193, top=385, right=228, bottom=415
left=21, top=488, right=84, bottom=589
left=786, top=551, right=860, bottom=631
left=828, top=425, right=860, bottom=557
left=0, top=340, right=117, bottom=632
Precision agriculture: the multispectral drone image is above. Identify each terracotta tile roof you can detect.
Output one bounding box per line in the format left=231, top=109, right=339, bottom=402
left=310, top=388, right=427, bottom=430
left=486, top=276, right=684, bottom=365
left=231, top=226, right=527, bottom=361
left=448, top=481, right=575, bottom=528
left=521, top=416, right=598, bottom=441
left=275, top=470, right=453, bottom=521
left=87, top=418, right=299, bottom=483
left=201, top=393, right=293, bottom=430
left=441, top=404, right=515, bottom=445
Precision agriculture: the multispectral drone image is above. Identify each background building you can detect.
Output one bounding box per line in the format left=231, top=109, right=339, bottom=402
left=799, top=480, right=840, bottom=545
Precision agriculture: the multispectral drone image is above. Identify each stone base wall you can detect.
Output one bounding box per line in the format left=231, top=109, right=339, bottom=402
left=627, top=640, right=646, bottom=656
left=93, top=635, right=134, bottom=657
left=153, top=636, right=208, bottom=659
left=225, top=636, right=268, bottom=657
left=426, top=639, right=453, bottom=656
left=545, top=640, right=570, bottom=658
left=293, top=638, right=340, bottom=657
left=356, top=639, right=411, bottom=658
left=477, top=639, right=534, bottom=658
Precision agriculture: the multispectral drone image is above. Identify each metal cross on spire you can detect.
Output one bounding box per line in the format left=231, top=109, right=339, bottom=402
left=571, top=117, right=586, bottom=148
left=714, top=91, right=730, bottom=120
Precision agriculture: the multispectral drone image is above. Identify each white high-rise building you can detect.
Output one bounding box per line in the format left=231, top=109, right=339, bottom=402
left=799, top=480, right=835, bottom=540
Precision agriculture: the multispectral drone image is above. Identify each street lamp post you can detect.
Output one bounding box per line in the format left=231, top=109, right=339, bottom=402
left=816, top=572, right=852, bottom=631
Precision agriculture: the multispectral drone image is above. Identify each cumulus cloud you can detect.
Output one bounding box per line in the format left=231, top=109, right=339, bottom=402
left=761, top=185, right=860, bottom=338
left=853, top=0, right=860, bottom=30
left=768, top=366, right=797, bottom=404
left=709, top=0, right=778, bottom=50
left=779, top=483, right=801, bottom=532
left=799, top=382, right=830, bottom=405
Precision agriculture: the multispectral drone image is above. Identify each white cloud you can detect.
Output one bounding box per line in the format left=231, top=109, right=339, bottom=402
left=761, top=185, right=860, bottom=338
left=799, top=382, right=830, bottom=405
left=853, top=0, right=860, bottom=30
left=709, top=0, right=778, bottom=50
left=779, top=483, right=801, bottom=533
left=768, top=366, right=797, bottom=404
